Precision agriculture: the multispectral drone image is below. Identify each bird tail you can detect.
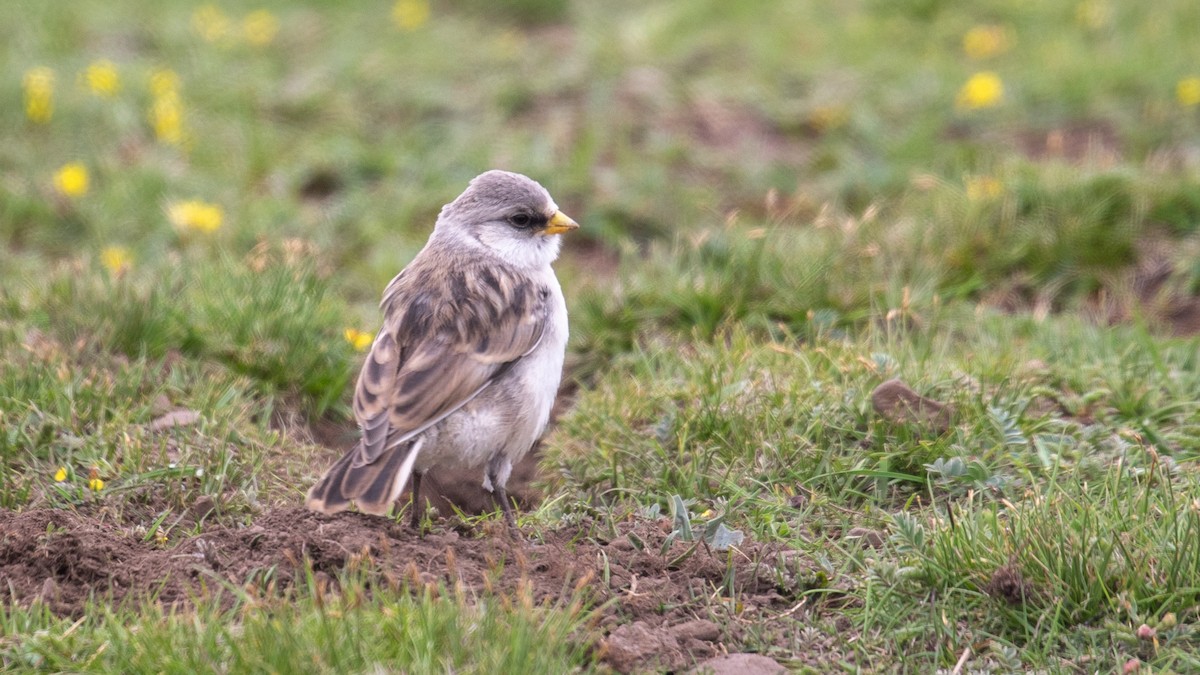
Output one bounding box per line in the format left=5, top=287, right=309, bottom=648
left=306, top=437, right=424, bottom=516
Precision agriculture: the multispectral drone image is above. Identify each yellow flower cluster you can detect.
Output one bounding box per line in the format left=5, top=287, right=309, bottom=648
left=168, top=199, right=224, bottom=233
left=956, top=72, right=1004, bottom=111
left=53, top=163, right=89, bottom=198
left=392, top=0, right=430, bottom=31
left=149, top=68, right=186, bottom=146
left=26, top=61, right=128, bottom=121
left=83, top=59, right=121, bottom=97
left=192, top=5, right=279, bottom=46
left=962, top=25, right=1011, bottom=60
left=23, top=67, right=55, bottom=123
left=344, top=328, right=374, bottom=351
left=53, top=466, right=105, bottom=491
left=101, top=246, right=133, bottom=275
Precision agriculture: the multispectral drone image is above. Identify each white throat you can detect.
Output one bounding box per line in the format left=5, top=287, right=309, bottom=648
left=474, top=228, right=563, bottom=269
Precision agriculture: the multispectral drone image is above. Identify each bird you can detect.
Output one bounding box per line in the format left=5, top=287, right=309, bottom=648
left=306, top=170, right=578, bottom=531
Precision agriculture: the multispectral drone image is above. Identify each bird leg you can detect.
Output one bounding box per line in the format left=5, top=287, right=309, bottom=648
left=485, top=457, right=519, bottom=534
left=410, top=471, right=423, bottom=529
left=494, top=485, right=518, bottom=531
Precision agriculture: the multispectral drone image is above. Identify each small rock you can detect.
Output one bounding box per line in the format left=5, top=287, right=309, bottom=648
left=602, top=621, right=681, bottom=673
left=150, top=409, right=202, bottom=431
left=844, top=527, right=885, bottom=548
left=189, top=496, right=217, bottom=522
left=672, top=618, right=720, bottom=642
left=871, top=379, right=953, bottom=432
left=687, top=653, right=787, bottom=675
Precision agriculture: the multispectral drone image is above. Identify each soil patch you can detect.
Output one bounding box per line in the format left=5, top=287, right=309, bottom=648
left=1013, top=120, right=1123, bottom=165
left=1, top=507, right=819, bottom=672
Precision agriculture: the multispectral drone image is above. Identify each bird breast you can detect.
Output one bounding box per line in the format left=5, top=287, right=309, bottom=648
left=418, top=269, right=567, bottom=471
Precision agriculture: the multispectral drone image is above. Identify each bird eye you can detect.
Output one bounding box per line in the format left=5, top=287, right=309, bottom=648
left=509, top=213, right=532, bottom=228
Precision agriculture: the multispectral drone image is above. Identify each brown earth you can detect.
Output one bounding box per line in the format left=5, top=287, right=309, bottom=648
left=0, top=506, right=821, bottom=672
left=1012, top=120, right=1123, bottom=165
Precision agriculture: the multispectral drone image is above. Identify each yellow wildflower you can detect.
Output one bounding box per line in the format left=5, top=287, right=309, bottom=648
left=54, top=467, right=68, bottom=482
left=192, top=4, right=231, bottom=42
left=168, top=200, right=224, bottom=233
left=88, top=478, right=105, bottom=491
left=392, top=0, right=430, bottom=31
left=23, top=67, right=55, bottom=123
left=344, top=328, right=374, bottom=351
left=150, top=91, right=185, bottom=145
left=53, top=163, right=90, bottom=198
left=965, top=176, right=1003, bottom=201
left=83, top=59, right=121, bottom=97
left=149, top=68, right=181, bottom=97
left=101, top=246, right=132, bottom=275
left=962, top=25, right=1011, bottom=60
left=956, top=72, right=1004, bottom=111
left=243, top=10, right=279, bottom=46
left=1177, top=77, right=1200, bottom=107
left=1075, top=0, right=1111, bottom=30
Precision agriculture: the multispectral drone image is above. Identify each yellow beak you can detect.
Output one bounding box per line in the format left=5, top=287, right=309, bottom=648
left=542, top=210, right=580, bottom=235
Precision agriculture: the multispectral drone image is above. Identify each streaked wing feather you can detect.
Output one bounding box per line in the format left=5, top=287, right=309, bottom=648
left=351, top=331, right=400, bottom=467
left=352, top=265, right=547, bottom=465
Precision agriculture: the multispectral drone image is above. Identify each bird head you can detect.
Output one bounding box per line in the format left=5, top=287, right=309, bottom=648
left=436, top=170, right=578, bottom=268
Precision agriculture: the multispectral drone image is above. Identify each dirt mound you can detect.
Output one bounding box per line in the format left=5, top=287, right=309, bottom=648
left=1, top=506, right=813, bottom=672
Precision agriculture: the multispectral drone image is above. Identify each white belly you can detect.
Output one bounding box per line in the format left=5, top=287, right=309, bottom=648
left=415, top=273, right=567, bottom=484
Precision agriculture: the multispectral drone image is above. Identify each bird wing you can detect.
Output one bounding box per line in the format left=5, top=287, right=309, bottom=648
left=350, top=263, right=548, bottom=467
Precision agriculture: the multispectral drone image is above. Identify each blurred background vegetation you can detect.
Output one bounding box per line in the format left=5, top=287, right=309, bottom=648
left=5, top=0, right=1199, bottom=315
left=3, top=0, right=1198, bottom=395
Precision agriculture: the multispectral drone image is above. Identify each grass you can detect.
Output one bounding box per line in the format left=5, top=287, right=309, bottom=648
left=3, top=0, right=1200, bottom=671
left=2, top=573, right=594, bottom=673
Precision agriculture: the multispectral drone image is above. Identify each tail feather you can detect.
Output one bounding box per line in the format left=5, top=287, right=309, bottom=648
left=306, top=437, right=424, bottom=516
left=306, top=450, right=356, bottom=514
